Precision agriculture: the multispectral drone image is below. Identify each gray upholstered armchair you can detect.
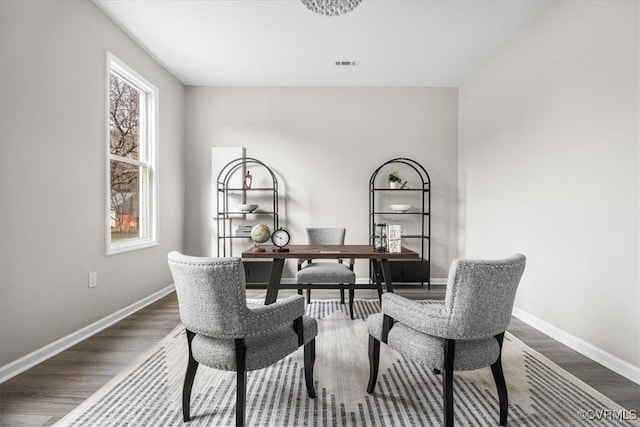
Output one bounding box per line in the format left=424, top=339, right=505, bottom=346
left=366, top=254, right=526, bottom=426
left=168, top=252, right=318, bottom=426
left=296, top=227, right=356, bottom=318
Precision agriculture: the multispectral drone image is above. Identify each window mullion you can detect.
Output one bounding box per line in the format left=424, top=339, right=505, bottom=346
left=110, top=155, right=149, bottom=168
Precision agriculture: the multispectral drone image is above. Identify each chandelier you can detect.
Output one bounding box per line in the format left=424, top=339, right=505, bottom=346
left=301, top=0, right=362, bottom=16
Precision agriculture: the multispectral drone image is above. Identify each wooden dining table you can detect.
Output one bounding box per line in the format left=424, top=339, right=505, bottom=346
left=241, top=244, right=420, bottom=304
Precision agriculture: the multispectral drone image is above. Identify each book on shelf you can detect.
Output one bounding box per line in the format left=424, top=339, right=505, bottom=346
left=388, top=224, right=402, bottom=253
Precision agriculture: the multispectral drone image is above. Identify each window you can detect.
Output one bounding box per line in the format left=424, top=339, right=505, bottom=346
left=107, top=53, right=158, bottom=254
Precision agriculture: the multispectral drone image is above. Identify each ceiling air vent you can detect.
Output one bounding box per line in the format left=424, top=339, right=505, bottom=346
left=335, top=60, right=359, bottom=67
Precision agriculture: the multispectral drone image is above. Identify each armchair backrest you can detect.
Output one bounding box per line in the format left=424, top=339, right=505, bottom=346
left=444, top=254, right=526, bottom=339
left=306, top=227, right=346, bottom=245
left=168, top=252, right=248, bottom=338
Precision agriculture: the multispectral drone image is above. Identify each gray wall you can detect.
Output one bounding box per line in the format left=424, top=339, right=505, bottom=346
left=0, top=0, right=185, bottom=366
left=184, top=87, right=459, bottom=279
left=459, top=1, right=639, bottom=367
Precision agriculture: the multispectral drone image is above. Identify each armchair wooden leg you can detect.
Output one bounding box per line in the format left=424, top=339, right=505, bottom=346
left=306, top=289, right=311, bottom=303
left=340, top=288, right=345, bottom=304
left=491, top=333, right=508, bottom=426
left=183, top=330, right=199, bottom=422
left=235, top=339, right=246, bottom=427
left=304, top=339, right=316, bottom=398
left=367, top=335, right=380, bottom=394
left=491, top=358, right=508, bottom=426
left=443, top=339, right=456, bottom=427
left=348, top=286, right=355, bottom=319
left=381, top=314, right=393, bottom=344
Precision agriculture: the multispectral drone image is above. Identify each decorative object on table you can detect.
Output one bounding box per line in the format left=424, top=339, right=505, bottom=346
left=389, top=204, right=411, bottom=213
left=271, top=227, right=292, bottom=252
left=237, top=203, right=258, bottom=213
left=243, top=170, right=252, bottom=189
left=387, top=171, right=407, bottom=189
left=366, top=254, right=526, bottom=427
left=387, top=225, right=402, bottom=253
left=300, top=0, right=361, bottom=16
left=373, top=223, right=387, bottom=252
left=250, top=224, right=271, bottom=252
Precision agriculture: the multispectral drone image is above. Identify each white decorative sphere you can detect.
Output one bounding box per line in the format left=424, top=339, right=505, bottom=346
left=250, top=224, right=271, bottom=244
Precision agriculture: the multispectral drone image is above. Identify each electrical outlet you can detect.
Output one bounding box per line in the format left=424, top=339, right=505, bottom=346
left=89, top=272, right=97, bottom=288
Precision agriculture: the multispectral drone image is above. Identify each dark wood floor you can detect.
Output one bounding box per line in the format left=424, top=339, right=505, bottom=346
left=1, top=287, right=638, bottom=426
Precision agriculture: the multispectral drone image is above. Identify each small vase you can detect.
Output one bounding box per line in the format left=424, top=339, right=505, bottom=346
left=243, top=170, right=252, bottom=189
left=389, top=182, right=399, bottom=189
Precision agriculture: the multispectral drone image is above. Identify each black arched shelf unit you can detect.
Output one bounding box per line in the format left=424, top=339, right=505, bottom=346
left=369, top=158, right=431, bottom=287
left=216, top=157, right=279, bottom=258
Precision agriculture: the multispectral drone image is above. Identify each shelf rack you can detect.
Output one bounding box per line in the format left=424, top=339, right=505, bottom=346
left=369, top=158, right=431, bottom=287
left=216, top=157, right=279, bottom=258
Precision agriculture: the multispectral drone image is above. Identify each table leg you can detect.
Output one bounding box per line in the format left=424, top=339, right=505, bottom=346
left=371, top=259, right=384, bottom=302
left=380, top=259, right=394, bottom=294
left=265, top=258, right=285, bottom=305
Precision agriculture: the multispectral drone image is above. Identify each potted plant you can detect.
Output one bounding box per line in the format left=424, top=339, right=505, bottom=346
left=388, top=171, right=407, bottom=189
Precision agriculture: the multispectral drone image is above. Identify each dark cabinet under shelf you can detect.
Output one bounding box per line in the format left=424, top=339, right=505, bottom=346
left=242, top=260, right=273, bottom=287
left=369, top=259, right=431, bottom=284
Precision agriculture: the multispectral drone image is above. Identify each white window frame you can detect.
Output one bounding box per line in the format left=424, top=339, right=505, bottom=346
left=106, top=53, right=159, bottom=255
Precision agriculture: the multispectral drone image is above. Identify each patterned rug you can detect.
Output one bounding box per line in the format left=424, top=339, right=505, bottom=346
left=55, top=300, right=637, bottom=426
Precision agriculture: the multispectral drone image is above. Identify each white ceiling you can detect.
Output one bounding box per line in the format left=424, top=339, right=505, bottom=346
left=94, top=0, right=551, bottom=87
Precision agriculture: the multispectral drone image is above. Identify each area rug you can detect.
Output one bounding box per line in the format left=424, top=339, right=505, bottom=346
left=56, top=300, right=637, bottom=426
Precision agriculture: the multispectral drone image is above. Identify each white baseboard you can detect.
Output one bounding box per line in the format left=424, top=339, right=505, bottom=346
left=512, top=307, right=640, bottom=386
left=0, top=284, right=176, bottom=384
